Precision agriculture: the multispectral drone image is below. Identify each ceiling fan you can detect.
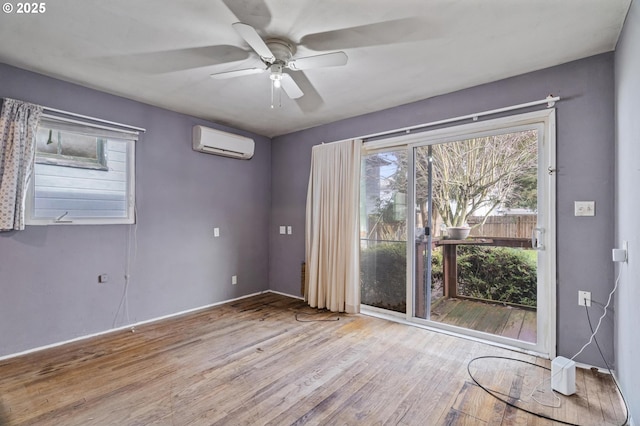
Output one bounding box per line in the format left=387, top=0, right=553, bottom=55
left=210, top=22, right=348, bottom=106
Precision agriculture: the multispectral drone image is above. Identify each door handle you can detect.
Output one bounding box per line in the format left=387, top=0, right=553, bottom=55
left=531, top=227, right=544, bottom=250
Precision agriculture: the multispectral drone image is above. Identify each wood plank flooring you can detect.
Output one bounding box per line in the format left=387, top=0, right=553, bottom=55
left=430, top=297, right=537, bottom=343
left=0, top=293, right=625, bottom=425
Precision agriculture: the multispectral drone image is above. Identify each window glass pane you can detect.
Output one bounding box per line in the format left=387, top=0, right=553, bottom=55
left=35, top=128, right=58, bottom=155
left=33, top=138, right=129, bottom=219
left=360, top=150, right=408, bottom=314
left=35, top=126, right=106, bottom=170
left=29, top=126, right=135, bottom=224
left=59, top=132, right=98, bottom=159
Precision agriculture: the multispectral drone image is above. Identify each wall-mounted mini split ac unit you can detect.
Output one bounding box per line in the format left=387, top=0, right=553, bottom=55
left=192, top=125, right=254, bottom=160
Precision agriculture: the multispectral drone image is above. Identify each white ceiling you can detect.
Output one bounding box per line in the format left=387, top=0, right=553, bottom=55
left=0, top=0, right=631, bottom=137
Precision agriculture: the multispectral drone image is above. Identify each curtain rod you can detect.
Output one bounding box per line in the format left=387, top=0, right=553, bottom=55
left=42, top=105, right=146, bottom=133
left=356, top=95, right=559, bottom=145
left=40, top=113, right=141, bottom=137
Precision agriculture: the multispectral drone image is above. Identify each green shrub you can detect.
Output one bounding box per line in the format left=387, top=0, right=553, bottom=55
left=456, top=246, right=537, bottom=307
left=360, top=243, right=537, bottom=311
left=430, top=248, right=443, bottom=290
left=360, top=242, right=406, bottom=312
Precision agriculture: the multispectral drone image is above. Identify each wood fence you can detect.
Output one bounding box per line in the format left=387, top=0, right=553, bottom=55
left=467, top=215, right=537, bottom=239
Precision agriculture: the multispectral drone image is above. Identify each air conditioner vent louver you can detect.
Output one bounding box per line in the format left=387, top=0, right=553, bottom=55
left=192, top=125, right=254, bottom=160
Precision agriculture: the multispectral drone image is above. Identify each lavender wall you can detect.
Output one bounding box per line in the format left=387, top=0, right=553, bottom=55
left=0, top=63, right=271, bottom=358
left=270, top=54, right=616, bottom=367
left=614, top=0, right=640, bottom=421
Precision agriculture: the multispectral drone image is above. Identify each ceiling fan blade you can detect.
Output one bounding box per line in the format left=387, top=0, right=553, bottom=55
left=232, top=22, right=275, bottom=62
left=287, top=52, right=348, bottom=71
left=299, top=18, right=429, bottom=51
left=94, top=45, right=250, bottom=75
left=222, top=0, right=271, bottom=32
left=280, top=74, right=304, bottom=99
left=210, top=67, right=265, bottom=79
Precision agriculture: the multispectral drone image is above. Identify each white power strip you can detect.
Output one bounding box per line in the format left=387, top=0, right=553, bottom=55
left=612, top=241, right=628, bottom=262
left=551, top=356, right=576, bottom=396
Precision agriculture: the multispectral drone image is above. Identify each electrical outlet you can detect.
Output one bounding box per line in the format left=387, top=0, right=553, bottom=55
left=287, top=226, right=292, bottom=235
left=578, top=290, right=591, bottom=307
left=232, top=275, right=237, bottom=285
left=214, top=227, right=220, bottom=237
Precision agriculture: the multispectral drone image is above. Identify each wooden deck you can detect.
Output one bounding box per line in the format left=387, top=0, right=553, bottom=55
left=0, top=293, right=624, bottom=425
left=431, top=297, right=537, bottom=343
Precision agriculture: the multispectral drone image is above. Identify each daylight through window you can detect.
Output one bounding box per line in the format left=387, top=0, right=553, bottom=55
left=26, top=116, right=137, bottom=225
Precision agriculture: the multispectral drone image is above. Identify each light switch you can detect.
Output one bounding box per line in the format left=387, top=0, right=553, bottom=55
left=279, top=226, right=286, bottom=234
left=574, top=201, right=595, bottom=217
left=287, top=226, right=292, bottom=235
left=214, top=227, right=220, bottom=237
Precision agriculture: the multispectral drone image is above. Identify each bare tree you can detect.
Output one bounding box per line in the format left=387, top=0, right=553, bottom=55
left=362, top=130, right=537, bottom=238
left=415, top=130, right=537, bottom=227
left=361, top=152, right=408, bottom=241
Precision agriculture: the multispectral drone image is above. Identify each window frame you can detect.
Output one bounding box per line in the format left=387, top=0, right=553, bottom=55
left=25, top=117, right=137, bottom=226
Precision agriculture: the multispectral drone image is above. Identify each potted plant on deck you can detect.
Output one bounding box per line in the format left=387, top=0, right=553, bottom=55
left=446, top=224, right=471, bottom=240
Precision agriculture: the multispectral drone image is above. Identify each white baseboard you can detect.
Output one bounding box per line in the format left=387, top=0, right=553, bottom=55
left=572, top=360, right=615, bottom=374
left=264, top=289, right=304, bottom=300
left=610, top=372, right=632, bottom=426
left=0, top=291, right=265, bottom=362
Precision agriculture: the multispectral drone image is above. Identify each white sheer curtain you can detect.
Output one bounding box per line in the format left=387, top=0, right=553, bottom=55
left=305, top=139, right=361, bottom=313
left=0, top=98, right=43, bottom=231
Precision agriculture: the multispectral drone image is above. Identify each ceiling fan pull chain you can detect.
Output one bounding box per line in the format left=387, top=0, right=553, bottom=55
left=271, top=80, right=275, bottom=109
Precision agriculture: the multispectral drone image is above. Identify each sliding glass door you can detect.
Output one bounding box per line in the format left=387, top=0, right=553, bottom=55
left=360, top=150, right=408, bottom=315
left=360, top=110, right=556, bottom=357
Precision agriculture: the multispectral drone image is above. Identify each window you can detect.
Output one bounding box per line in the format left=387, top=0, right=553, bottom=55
left=26, top=116, right=137, bottom=225
left=36, top=126, right=108, bottom=170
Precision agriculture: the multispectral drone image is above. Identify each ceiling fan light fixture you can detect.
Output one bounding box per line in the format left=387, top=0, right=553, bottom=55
left=269, top=63, right=284, bottom=108
left=270, top=62, right=284, bottom=89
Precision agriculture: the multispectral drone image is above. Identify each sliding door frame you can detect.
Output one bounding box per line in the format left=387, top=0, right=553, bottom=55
left=364, top=109, right=556, bottom=358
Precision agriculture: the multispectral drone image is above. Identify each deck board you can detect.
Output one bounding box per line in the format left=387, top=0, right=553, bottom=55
left=431, top=297, right=537, bottom=343
left=500, top=308, right=527, bottom=339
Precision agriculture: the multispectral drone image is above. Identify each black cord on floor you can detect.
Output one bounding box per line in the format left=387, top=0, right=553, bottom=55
left=468, top=349, right=630, bottom=426
left=467, top=355, right=580, bottom=426
left=584, top=305, right=630, bottom=426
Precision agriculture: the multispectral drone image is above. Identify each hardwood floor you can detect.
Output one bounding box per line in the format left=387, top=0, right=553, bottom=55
left=430, top=297, right=537, bottom=343
left=0, top=293, right=625, bottom=425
